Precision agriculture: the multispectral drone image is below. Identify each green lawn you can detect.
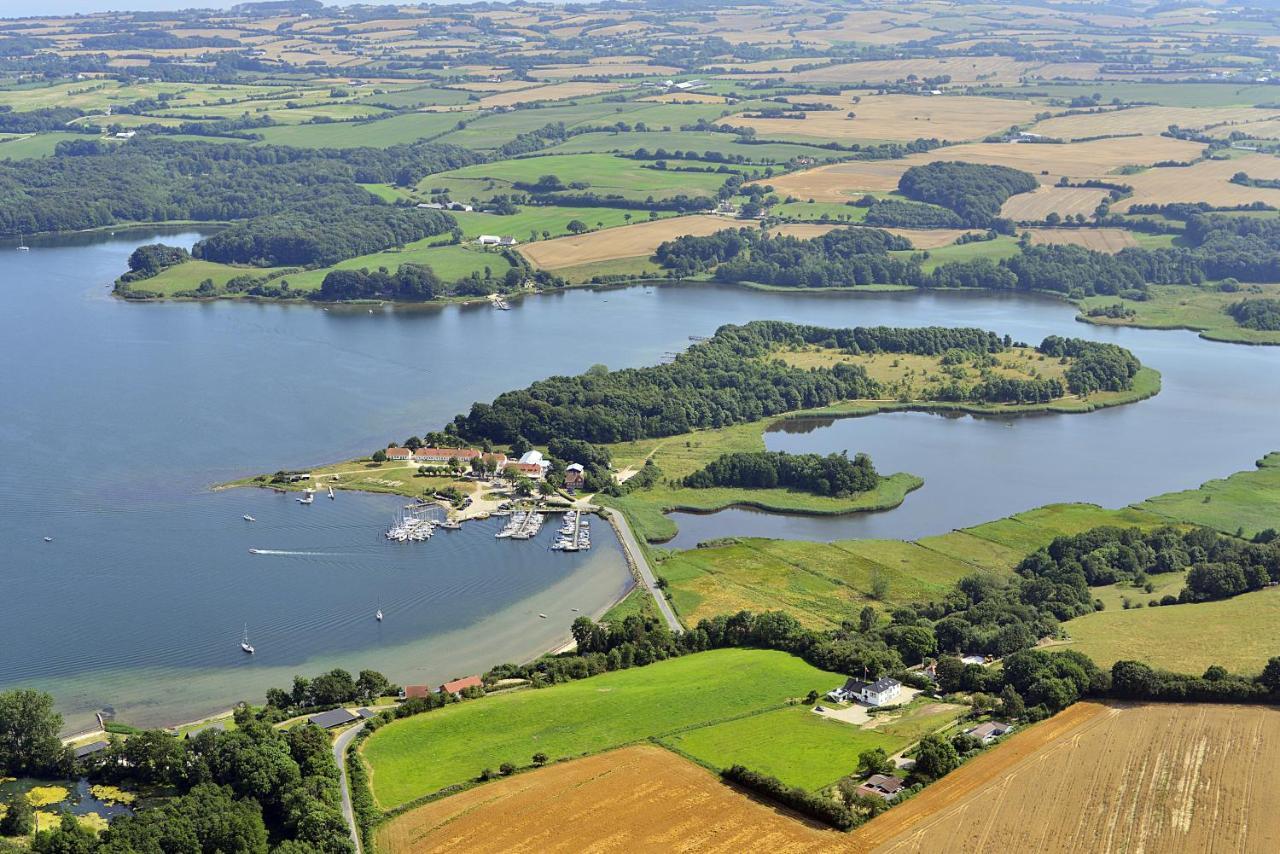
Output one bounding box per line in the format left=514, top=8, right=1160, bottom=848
left=360, top=648, right=844, bottom=808
left=662, top=700, right=964, bottom=790
left=1137, top=451, right=1280, bottom=538
left=1064, top=585, right=1280, bottom=674
left=0, top=132, right=79, bottom=160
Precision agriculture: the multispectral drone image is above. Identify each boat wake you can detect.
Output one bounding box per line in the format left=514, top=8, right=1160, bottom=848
left=247, top=548, right=351, bottom=557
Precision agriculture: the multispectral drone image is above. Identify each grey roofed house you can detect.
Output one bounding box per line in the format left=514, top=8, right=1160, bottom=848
left=308, top=708, right=360, bottom=729
left=857, top=773, right=907, bottom=800
left=356, top=708, right=378, bottom=719
left=964, top=720, right=1014, bottom=743
left=74, top=740, right=110, bottom=759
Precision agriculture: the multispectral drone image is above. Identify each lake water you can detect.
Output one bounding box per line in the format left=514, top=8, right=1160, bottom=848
left=3, top=230, right=1278, bottom=730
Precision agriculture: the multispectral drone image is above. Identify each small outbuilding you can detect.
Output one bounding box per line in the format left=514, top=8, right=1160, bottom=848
left=74, top=740, right=110, bottom=760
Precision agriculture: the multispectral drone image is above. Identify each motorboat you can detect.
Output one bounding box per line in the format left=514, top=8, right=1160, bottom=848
left=376, top=609, right=383, bottom=622
left=297, top=489, right=315, bottom=505
left=43, top=536, right=53, bottom=542
left=243, top=514, right=256, bottom=522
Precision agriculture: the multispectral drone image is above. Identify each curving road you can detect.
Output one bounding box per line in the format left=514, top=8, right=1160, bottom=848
left=333, top=720, right=367, bottom=854
left=602, top=508, right=682, bottom=632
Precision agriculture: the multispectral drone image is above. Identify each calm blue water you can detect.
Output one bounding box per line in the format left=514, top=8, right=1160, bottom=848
left=4, top=229, right=1279, bottom=730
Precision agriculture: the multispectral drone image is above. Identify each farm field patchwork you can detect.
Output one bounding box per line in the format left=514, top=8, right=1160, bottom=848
left=1113, top=153, right=1280, bottom=212
left=376, top=745, right=844, bottom=854
left=848, top=701, right=1280, bottom=853
left=1028, top=104, right=1280, bottom=140
left=359, top=648, right=846, bottom=809
left=1024, top=227, right=1142, bottom=252
left=516, top=214, right=735, bottom=268
left=428, top=153, right=729, bottom=203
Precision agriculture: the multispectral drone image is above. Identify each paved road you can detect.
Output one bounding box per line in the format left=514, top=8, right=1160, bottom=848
left=333, top=720, right=367, bottom=854
left=603, top=508, right=682, bottom=632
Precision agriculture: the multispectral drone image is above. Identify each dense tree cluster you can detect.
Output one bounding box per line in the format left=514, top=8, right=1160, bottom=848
left=449, top=322, right=1048, bottom=445
left=194, top=206, right=453, bottom=267
left=861, top=198, right=965, bottom=228
left=316, top=263, right=446, bottom=301
left=0, top=138, right=480, bottom=238
left=450, top=321, right=881, bottom=444
left=1227, top=297, right=1280, bottom=331
left=69, top=708, right=353, bottom=853
left=119, top=243, right=190, bottom=283
left=683, top=450, right=881, bottom=497
left=722, top=765, right=855, bottom=830
left=0, top=106, right=86, bottom=133
left=261, top=667, right=394, bottom=716
left=1038, top=335, right=1142, bottom=394
left=0, top=689, right=68, bottom=777
left=897, top=161, right=1038, bottom=228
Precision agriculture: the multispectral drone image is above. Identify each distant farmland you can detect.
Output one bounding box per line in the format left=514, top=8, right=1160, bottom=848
left=853, top=702, right=1280, bottom=853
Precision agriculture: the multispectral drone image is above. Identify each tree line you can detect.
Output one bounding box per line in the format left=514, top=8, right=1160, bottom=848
left=683, top=450, right=881, bottom=497
left=897, top=161, right=1038, bottom=229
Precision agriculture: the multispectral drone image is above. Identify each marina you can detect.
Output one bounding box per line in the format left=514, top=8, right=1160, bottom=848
left=552, top=510, right=592, bottom=552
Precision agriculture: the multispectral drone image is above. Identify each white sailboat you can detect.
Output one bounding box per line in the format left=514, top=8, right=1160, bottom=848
left=328, top=486, right=335, bottom=500
left=240, top=625, right=255, bottom=654
left=375, top=608, right=383, bottom=622
left=17, top=236, right=30, bottom=251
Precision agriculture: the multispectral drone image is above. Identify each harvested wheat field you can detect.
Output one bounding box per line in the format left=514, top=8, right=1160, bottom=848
left=518, top=215, right=735, bottom=269
left=1114, top=154, right=1280, bottom=212
left=476, top=81, right=625, bottom=108
left=787, top=56, right=1035, bottom=86
left=722, top=95, right=1042, bottom=142
left=855, top=701, right=1280, bottom=854
left=766, top=137, right=1205, bottom=203
left=377, top=744, right=844, bottom=854
left=1001, top=186, right=1111, bottom=220
left=1030, top=105, right=1280, bottom=140
left=766, top=224, right=968, bottom=248
left=1026, top=228, right=1139, bottom=252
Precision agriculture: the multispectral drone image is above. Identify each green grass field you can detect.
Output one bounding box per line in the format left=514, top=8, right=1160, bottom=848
left=995, top=82, right=1280, bottom=108
left=1064, top=585, right=1280, bottom=674
left=1078, top=284, right=1280, bottom=345
left=449, top=206, right=672, bottom=241
left=428, top=153, right=729, bottom=202
left=542, top=130, right=840, bottom=163
left=662, top=700, right=964, bottom=790
left=772, top=200, right=869, bottom=222
left=360, top=648, right=844, bottom=808
left=140, top=240, right=511, bottom=297
left=254, top=111, right=465, bottom=148
left=1137, top=452, right=1280, bottom=537
left=1089, top=570, right=1187, bottom=611
left=658, top=534, right=978, bottom=628
left=555, top=254, right=665, bottom=283
left=357, top=86, right=475, bottom=109
left=912, top=236, right=1022, bottom=271
left=0, top=133, right=71, bottom=160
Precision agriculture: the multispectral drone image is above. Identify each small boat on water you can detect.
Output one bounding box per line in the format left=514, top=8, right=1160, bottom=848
left=241, top=625, right=255, bottom=655
left=43, top=536, right=53, bottom=542
left=248, top=548, right=262, bottom=554
left=376, top=608, right=383, bottom=622
left=243, top=514, right=256, bottom=522
left=297, top=489, right=315, bottom=505
left=328, top=486, right=335, bottom=500
left=439, top=519, right=462, bottom=530
left=538, top=613, right=547, bottom=619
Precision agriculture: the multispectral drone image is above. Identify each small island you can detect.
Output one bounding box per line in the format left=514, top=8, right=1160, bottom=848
left=231, top=321, right=1157, bottom=544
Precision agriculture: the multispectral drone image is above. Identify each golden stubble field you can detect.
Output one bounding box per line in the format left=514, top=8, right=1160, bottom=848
left=1114, top=154, right=1280, bottom=211
left=765, top=137, right=1206, bottom=203
left=854, top=702, right=1280, bottom=853
left=517, top=215, right=736, bottom=268
left=721, top=94, right=1042, bottom=142
left=1029, top=105, right=1280, bottom=140
left=1025, top=227, right=1140, bottom=252
left=377, top=744, right=844, bottom=854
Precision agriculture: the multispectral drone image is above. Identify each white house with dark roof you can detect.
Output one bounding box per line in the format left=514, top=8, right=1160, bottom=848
left=964, top=720, right=1014, bottom=744
left=828, top=676, right=902, bottom=706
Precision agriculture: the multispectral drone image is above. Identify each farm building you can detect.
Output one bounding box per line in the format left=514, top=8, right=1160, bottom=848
left=440, top=675, right=484, bottom=697
left=309, top=708, right=360, bottom=730
left=414, top=447, right=481, bottom=463
left=964, top=721, right=1014, bottom=744
left=857, top=773, right=906, bottom=801
left=564, top=462, right=586, bottom=490
left=828, top=676, right=902, bottom=706
left=384, top=447, right=413, bottom=461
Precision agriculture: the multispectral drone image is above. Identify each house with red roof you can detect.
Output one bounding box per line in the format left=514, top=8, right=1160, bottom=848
left=384, top=447, right=412, bottom=461
left=439, top=675, right=484, bottom=697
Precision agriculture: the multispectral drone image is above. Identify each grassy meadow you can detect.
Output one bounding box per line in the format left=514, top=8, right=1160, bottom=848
left=1137, top=452, right=1280, bottom=537
left=1078, top=284, right=1280, bottom=346
left=360, top=648, right=844, bottom=808
left=662, top=700, right=965, bottom=790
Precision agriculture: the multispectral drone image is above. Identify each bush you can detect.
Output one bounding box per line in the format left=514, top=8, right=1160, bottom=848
left=721, top=765, right=856, bottom=830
